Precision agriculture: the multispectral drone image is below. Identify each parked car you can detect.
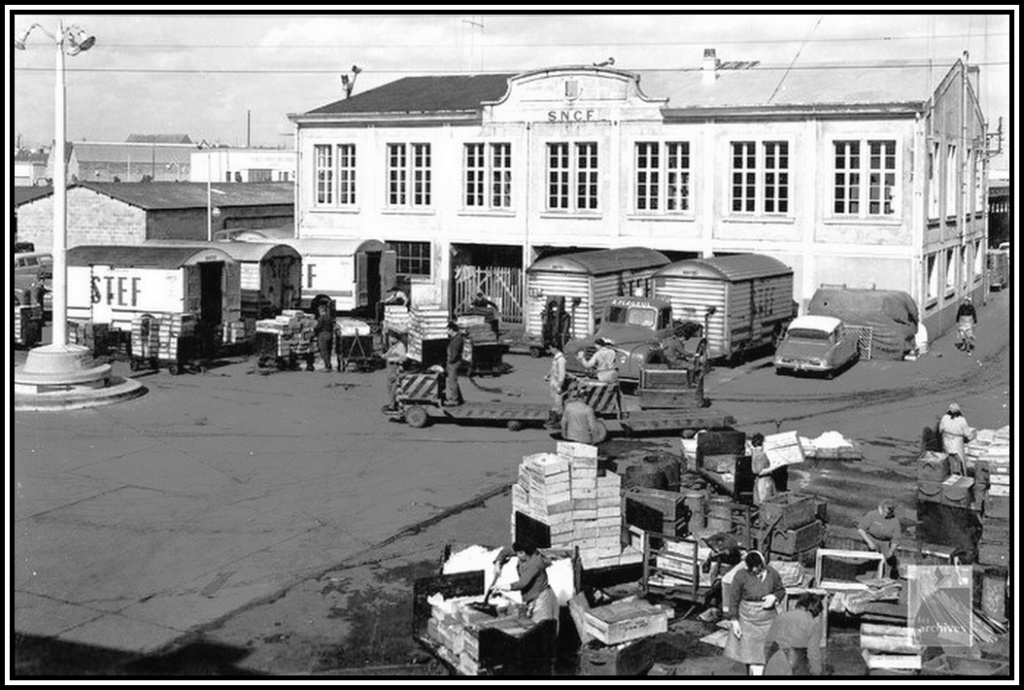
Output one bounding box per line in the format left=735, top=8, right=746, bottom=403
left=987, top=249, right=1009, bottom=291
left=13, top=251, right=52, bottom=312
left=774, top=315, right=859, bottom=378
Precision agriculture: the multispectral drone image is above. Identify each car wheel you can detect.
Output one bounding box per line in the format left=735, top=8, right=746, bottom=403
left=529, top=346, right=543, bottom=359
left=507, top=420, right=523, bottom=432
left=405, top=405, right=429, bottom=428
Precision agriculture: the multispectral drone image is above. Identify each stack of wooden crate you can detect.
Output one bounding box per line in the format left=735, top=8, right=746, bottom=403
left=511, top=442, right=642, bottom=570
left=256, top=310, right=315, bottom=357
left=859, top=623, right=922, bottom=674
left=408, top=306, right=450, bottom=363
left=647, top=536, right=715, bottom=590
left=758, top=492, right=825, bottom=563
left=974, top=427, right=1010, bottom=569
left=383, top=304, right=410, bottom=334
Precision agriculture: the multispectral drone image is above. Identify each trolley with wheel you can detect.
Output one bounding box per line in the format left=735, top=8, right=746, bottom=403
left=129, top=313, right=204, bottom=375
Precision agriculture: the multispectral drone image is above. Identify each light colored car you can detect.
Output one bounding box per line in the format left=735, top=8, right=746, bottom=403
left=774, top=315, right=859, bottom=378
left=13, top=251, right=52, bottom=311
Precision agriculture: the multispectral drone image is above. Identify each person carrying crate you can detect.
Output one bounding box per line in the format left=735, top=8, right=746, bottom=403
left=443, top=322, right=465, bottom=406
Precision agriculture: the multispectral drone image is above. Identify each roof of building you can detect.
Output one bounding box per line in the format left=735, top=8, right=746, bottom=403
left=528, top=247, right=670, bottom=276
left=15, top=186, right=53, bottom=206
left=306, top=74, right=516, bottom=115
left=126, top=134, right=194, bottom=144
left=655, top=254, right=793, bottom=282
left=67, top=244, right=236, bottom=269
left=301, top=60, right=953, bottom=118
left=68, top=142, right=195, bottom=166
left=639, top=59, right=939, bottom=111
left=788, top=315, right=843, bottom=333
left=15, top=150, right=49, bottom=163
left=75, top=181, right=294, bottom=210
left=142, top=239, right=301, bottom=263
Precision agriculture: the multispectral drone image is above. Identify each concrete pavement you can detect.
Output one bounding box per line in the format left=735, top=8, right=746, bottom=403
left=11, top=287, right=1014, bottom=667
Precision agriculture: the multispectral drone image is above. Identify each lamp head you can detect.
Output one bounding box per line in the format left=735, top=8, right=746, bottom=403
left=14, top=28, right=32, bottom=50
left=66, top=27, right=95, bottom=54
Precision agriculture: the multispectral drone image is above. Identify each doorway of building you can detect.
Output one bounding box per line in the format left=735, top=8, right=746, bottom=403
left=199, top=261, right=224, bottom=358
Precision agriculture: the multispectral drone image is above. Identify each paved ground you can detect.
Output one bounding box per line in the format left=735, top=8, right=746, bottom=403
left=10, top=288, right=1014, bottom=676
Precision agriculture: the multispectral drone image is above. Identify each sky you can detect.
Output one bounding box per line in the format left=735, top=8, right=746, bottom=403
left=6, top=7, right=1017, bottom=172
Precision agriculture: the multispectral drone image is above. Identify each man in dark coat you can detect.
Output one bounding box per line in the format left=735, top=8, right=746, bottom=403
left=444, top=322, right=465, bottom=406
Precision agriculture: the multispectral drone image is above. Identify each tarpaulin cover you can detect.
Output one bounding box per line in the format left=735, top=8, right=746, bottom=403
left=807, top=288, right=919, bottom=360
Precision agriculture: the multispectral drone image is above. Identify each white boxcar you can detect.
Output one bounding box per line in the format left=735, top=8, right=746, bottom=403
left=67, top=244, right=241, bottom=333
left=236, top=236, right=395, bottom=314
left=653, top=254, right=796, bottom=361
left=145, top=239, right=302, bottom=320
left=525, top=247, right=670, bottom=341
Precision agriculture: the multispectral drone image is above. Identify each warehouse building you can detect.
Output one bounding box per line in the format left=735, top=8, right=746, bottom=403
left=14, top=182, right=295, bottom=252
left=288, top=51, right=991, bottom=339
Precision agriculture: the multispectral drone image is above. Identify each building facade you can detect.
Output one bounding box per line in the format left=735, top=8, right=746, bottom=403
left=190, top=148, right=297, bottom=183
left=15, top=182, right=295, bottom=252
left=14, top=149, right=49, bottom=186
left=289, top=55, right=989, bottom=339
left=48, top=141, right=195, bottom=183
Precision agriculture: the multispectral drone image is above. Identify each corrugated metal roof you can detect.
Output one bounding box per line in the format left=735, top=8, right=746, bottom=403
left=655, top=254, right=793, bottom=282
left=527, top=247, right=670, bottom=276
left=142, top=239, right=300, bottom=263
left=68, top=244, right=236, bottom=269
left=306, top=74, right=515, bottom=115
left=639, top=60, right=936, bottom=111
left=15, top=186, right=53, bottom=206
left=78, top=181, right=294, bottom=210
left=70, top=142, right=194, bottom=165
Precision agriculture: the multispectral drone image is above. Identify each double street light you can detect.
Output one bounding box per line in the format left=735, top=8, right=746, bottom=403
left=15, top=20, right=96, bottom=349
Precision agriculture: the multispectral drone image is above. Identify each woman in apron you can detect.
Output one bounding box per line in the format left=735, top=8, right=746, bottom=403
left=725, top=550, right=785, bottom=675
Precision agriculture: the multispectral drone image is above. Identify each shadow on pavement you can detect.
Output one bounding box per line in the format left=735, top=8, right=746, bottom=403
left=13, top=633, right=264, bottom=678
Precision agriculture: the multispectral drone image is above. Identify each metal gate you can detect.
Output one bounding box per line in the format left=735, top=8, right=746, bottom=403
left=452, top=265, right=523, bottom=324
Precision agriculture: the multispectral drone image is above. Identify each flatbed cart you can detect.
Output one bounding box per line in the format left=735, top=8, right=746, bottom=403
left=253, top=330, right=315, bottom=371
left=129, top=313, right=203, bottom=375
left=386, top=371, right=734, bottom=437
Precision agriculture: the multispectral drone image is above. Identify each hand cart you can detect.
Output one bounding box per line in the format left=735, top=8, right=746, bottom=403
left=129, top=313, right=203, bottom=375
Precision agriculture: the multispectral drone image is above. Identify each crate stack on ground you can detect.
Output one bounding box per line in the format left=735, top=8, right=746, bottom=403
left=757, top=492, right=826, bottom=565
left=425, top=595, right=536, bottom=676
left=14, top=305, right=44, bottom=348
left=221, top=319, right=251, bottom=347
left=914, top=447, right=978, bottom=557
left=971, top=426, right=1010, bottom=621
left=644, top=535, right=716, bottom=592
left=408, top=306, right=450, bottom=365
left=511, top=442, right=643, bottom=570
left=255, top=310, right=315, bottom=357
left=130, top=313, right=197, bottom=366
left=859, top=623, right=923, bottom=674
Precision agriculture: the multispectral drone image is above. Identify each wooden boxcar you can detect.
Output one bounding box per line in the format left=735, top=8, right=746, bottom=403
left=525, top=247, right=670, bottom=342
left=653, top=254, right=796, bottom=361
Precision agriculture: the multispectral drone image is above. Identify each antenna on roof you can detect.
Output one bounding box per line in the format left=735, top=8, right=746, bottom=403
left=341, top=65, right=362, bottom=99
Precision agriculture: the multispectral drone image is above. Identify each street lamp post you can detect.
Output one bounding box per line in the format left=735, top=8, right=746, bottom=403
left=15, top=20, right=95, bottom=348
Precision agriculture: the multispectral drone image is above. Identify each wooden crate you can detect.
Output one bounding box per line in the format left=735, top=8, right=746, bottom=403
left=758, top=492, right=818, bottom=532
left=582, top=599, right=669, bottom=646
left=765, top=519, right=825, bottom=556
left=815, top=549, right=885, bottom=590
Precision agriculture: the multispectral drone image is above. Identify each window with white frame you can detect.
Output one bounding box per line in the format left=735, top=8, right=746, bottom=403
left=926, top=254, right=938, bottom=303
left=945, top=144, right=957, bottom=217
left=945, top=247, right=957, bottom=295
left=962, top=244, right=971, bottom=286
left=974, top=240, right=983, bottom=281
left=547, top=142, right=599, bottom=212
left=389, top=240, right=431, bottom=277
left=730, top=140, right=789, bottom=215
left=387, top=143, right=431, bottom=209
left=974, top=150, right=984, bottom=213
left=314, top=144, right=356, bottom=206
left=315, top=144, right=333, bottom=205
left=833, top=139, right=897, bottom=218
left=928, top=142, right=940, bottom=220
left=338, top=144, right=356, bottom=205
left=464, top=142, right=512, bottom=210
left=635, top=141, right=690, bottom=213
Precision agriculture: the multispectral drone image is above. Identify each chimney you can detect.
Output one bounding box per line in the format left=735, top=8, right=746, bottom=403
left=703, top=48, right=719, bottom=85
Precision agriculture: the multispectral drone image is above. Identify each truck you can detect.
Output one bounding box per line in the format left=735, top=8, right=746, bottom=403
left=563, top=296, right=712, bottom=385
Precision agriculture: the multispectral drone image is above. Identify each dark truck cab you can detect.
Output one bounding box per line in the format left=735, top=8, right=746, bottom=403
left=564, top=297, right=681, bottom=383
